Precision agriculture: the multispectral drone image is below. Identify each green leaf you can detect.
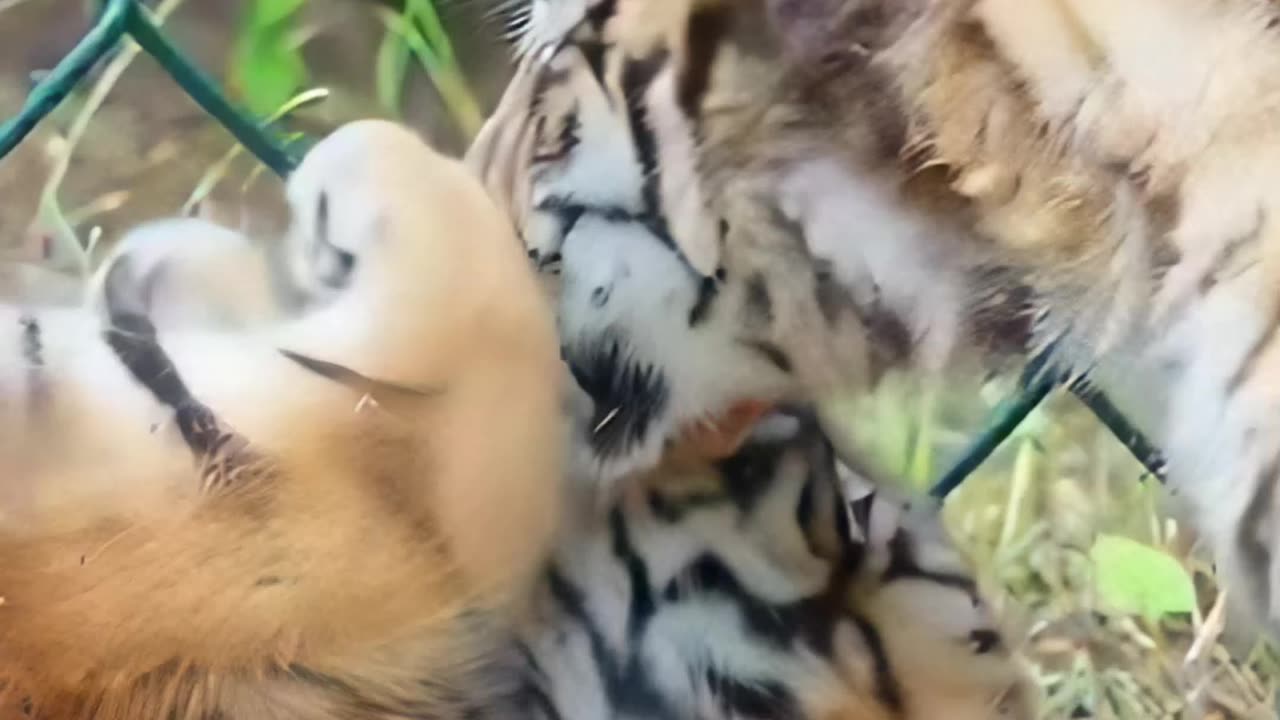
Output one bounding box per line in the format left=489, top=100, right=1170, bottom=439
left=375, top=28, right=412, bottom=116
left=231, top=0, right=309, bottom=116
left=405, top=0, right=457, bottom=64
left=1090, top=533, right=1196, bottom=622
left=235, top=40, right=307, bottom=116
left=245, top=0, right=307, bottom=31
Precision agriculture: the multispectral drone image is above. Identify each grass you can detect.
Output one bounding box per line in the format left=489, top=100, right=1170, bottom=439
left=835, top=372, right=1280, bottom=718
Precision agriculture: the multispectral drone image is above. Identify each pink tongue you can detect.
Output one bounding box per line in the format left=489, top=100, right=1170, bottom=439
left=676, top=400, right=775, bottom=460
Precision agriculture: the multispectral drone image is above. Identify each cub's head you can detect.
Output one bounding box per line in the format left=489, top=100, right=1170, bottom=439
left=469, top=0, right=972, bottom=485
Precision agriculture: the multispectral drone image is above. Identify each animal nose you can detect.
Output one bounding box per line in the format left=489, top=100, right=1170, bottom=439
left=336, top=249, right=356, bottom=275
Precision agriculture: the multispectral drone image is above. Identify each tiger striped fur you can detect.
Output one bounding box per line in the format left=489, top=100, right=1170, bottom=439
left=0, top=113, right=1034, bottom=716
left=472, top=0, right=1280, bottom=637
left=507, top=406, right=1033, bottom=719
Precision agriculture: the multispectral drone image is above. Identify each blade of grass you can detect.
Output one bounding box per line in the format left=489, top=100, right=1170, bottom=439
left=375, top=6, right=482, bottom=138
left=33, top=0, right=189, bottom=275
left=375, top=27, right=413, bottom=116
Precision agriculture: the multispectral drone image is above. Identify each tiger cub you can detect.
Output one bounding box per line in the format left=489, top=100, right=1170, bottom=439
left=467, top=0, right=1001, bottom=488
left=472, top=0, right=1280, bottom=636
left=507, top=407, right=1034, bottom=720
left=0, top=119, right=565, bottom=719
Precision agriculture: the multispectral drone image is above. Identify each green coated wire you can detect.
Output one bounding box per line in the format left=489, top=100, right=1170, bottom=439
left=0, top=0, right=131, bottom=160
left=124, top=1, right=299, bottom=177
left=930, top=359, right=1170, bottom=498
left=1069, top=381, right=1167, bottom=482
left=0, top=0, right=1169, bottom=501
left=930, top=367, right=1058, bottom=499
left=0, top=0, right=298, bottom=177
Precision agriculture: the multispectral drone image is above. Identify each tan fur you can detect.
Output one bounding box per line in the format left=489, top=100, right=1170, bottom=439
left=0, top=120, right=565, bottom=718
left=475, top=0, right=1280, bottom=635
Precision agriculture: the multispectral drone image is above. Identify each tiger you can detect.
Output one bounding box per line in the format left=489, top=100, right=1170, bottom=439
left=469, top=0, right=1280, bottom=638
left=81, top=193, right=389, bottom=335
left=0, top=109, right=1039, bottom=712
left=507, top=405, right=1033, bottom=719
left=84, top=217, right=300, bottom=332
left=0, top=120, right=1034, bottom=717
left=466, top=0, right=1012, bottom=489
left=0, top=118, right=567, bottom=718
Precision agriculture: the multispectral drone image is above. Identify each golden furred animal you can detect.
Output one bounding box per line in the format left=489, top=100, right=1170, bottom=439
left=0, top=119, right=566, bottom=718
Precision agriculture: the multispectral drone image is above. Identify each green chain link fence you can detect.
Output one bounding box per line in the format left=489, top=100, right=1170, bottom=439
left=0, top=0, right=1168, bottom=499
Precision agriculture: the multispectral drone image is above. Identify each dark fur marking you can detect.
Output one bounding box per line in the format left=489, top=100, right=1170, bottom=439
left=512, top=643, right=564, bottom=720
left=969, top=629, right=1003, bottom=654
left=715, top=435, right=790, bottom=514
left=104, top=300, right=222, bottom=459
left=687, top=275, right=720, bottom=327
left=578, top=41, right=608, bottom=92
left=854, top=293, right=914, bottom=369
left=1237, top=453, right=1279, bottom=615
left=847, top=493, right=875, bottom=543
left=18, top=314, right=42, bottom=367
left=669, top=552, right=844, bottom=661
left=279, top=349, right=441, bottom=400
left=100, top=258, right=259, bottom=492
left=744, top=272, right=774, bottom=324
left=513, top=679, right=563, bottom=720
left=532, top=64, right=573, bottom=102
left=646, top=488, right=727, bottom=522
left=1200, top=209, right=1263, bottom=295
left=546, top=568, right=676, bottom=718
left=534, top=196, right=679, bottom=254
left=18, top=314, right=48, bottom=414
left=739, top=339, right=793, bottom=374
left=796, top=475, right=815, bottom=534
left=310, top=192, right=357, bottom=290
left=705, top=669, right=800, bottom=719
left=1227, top=303, right=1280, bottom=396
left=565, top=330, right=670, bottom=461
left=882, top=528, right=978, bottom=596
left=970, top=270, right=1035, bottom=356
left=532, top=107, right=582, bottom=165
left=671, top=554, right=798, bottom=647
left=813, top=260, right=853, bottom=328
left=620, top=49, right=674, bottom=247
left=797, top=464, right=840, bottom=565
left=316, top=191, right=330, bottom=249
left=286, top=663, right=366, bottom=701
left=609, top=507, right=656, bottom=637
left=590, top=284, right=611, bottom=308
left=851, top=614, right=905, bottom=712
left=678, top=6, right=732, bottom=125
left=558, top=108, right=583, bottom=158
left=584, top=0, right=617, bottom=31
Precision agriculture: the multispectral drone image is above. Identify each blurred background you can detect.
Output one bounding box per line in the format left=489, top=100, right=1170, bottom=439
left=0, top=1, right=1277, bottom=716
left=0, top=0, right=512, bottom=255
